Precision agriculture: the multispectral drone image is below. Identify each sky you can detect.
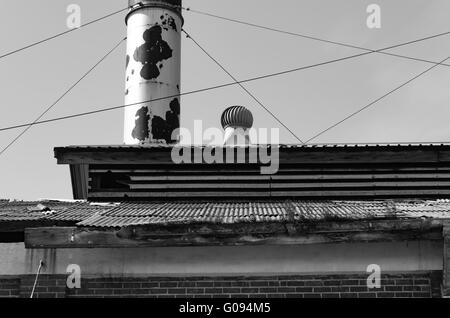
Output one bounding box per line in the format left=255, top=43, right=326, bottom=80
left=1, top=0, right=450, bottom=200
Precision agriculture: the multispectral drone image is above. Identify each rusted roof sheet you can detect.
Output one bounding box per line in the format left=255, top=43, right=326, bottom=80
left=0, top=201, right=102, bottom=223
left=0, top=201, right=79, bottom=222
left=395, top=200, right=450, bottom=219
left=45, top=203, right=118, bottom=221
left=2, top=199, right=450, bottom=229
left=79, top=201, right=291, bottom=227
left=76, top=200, right=450, bottom=228
left=290, top=201, right=392, bottom=220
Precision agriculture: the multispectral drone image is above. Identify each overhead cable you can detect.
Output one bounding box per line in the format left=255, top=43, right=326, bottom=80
left=1, top=30, right=449, bottom=133
left=183, top=7, right=450, bottom=68
left=183, top=29, right=304, bottom=143
left=304, top=53, right=450, bottom=144
left=0, top=37, right=126, bottom=156
left=0, top=6, right=129, bottom=60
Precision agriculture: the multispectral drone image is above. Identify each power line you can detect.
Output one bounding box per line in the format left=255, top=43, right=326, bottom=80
left=304, top=53, right=450, bottom=144
left=182, top=29, right=304, bottom=144
left=1, top=28, right=449, bottom=133
left=0, top=6, right=129, bottom=60
left=183, top=7, right=450, bottom=68
left=0, top=37, right=126, bottom=157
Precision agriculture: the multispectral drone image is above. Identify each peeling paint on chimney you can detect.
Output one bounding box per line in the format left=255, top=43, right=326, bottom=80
left=133, top=25, right=173, bottom=80
left=123, top=0, right=182, bottom=145
left=132, top=106, right=150, bottom=142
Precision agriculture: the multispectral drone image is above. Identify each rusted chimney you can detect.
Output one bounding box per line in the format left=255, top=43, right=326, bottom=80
left=124, top=0, right=182, bottom=145
left=221, top=106, right=254, bottom=145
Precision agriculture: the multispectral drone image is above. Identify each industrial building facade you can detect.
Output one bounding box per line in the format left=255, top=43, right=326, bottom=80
left=1, top=144, right=450, bottom=298
left=2, top=1, right=450, bottom=299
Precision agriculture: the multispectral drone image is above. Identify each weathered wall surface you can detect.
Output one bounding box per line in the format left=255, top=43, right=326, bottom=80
left=0, top=241, right=443, bottom=276
left=443, top=222, right=450, bottom=296
left=0, top=241, right=444, bottom=298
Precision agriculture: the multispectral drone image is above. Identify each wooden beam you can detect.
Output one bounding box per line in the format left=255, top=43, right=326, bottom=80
left=55, top=146, right=450, bottom=165
left=25, top=219, right=444, bottom=249
left=70, top=164, right=89, bottom=200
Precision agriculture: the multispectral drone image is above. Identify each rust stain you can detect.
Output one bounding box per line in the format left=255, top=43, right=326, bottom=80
left=160, top=13, right=177, bottom=32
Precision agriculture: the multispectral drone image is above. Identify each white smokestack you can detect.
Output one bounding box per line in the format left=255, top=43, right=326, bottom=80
left=221, top=106, right=254, bottom=146
left=124, top=0, right=182, bottom=145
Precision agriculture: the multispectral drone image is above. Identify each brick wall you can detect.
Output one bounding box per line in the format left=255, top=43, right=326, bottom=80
left=0, top=278, right=20, bottom=298
left=0, top=272, right=442, bottom=298
left=19, top=275, right=68, bottom=298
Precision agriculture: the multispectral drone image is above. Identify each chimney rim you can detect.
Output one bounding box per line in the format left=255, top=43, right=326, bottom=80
left=126, top=0, right=184, bottom=25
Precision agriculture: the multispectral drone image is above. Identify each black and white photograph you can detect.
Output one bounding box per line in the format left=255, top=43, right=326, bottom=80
left=1, top=0, right=450, bottom=308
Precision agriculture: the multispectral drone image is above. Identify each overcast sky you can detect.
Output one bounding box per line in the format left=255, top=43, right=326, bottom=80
left=1, top=0, right=450, bottom=200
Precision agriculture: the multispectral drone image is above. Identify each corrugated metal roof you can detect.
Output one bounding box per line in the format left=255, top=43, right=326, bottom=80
left=0, top=201, right=100, bottom=223
left=290, top=201, right=391, bottom=220
left=76, top=200, right=450, bottom=228
left=2, top=199, right=450, bottom=229
left=395, top=200, right=450, bottom=219
left=45, top=203, right=118, bottom=221
left=0, top=201, right=79, bottom=222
